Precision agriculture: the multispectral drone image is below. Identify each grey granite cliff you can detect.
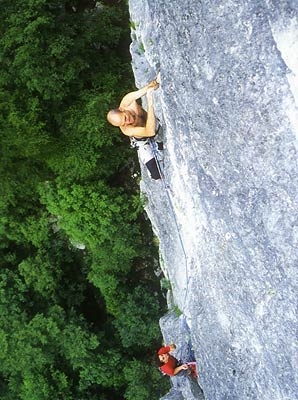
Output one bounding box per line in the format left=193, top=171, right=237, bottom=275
left=128, top=1, right=298, bottom=399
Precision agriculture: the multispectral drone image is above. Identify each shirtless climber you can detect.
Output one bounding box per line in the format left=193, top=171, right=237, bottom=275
left=107, top=76, right=163, bottom=180
left=106, top=76, right=160, bottom=138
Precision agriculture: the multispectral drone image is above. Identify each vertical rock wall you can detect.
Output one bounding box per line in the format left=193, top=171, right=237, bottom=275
left=128, top=1, right=298, bottom=399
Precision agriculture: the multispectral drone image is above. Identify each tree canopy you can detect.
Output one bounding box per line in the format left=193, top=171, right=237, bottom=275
left=0, top=1, right=169, bottom=399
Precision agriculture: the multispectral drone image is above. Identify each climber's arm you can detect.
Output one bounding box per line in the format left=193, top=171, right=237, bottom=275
left=119, top=80, right=159, bottom=108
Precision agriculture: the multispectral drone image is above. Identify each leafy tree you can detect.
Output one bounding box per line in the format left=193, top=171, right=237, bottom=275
left=114, top=286, right=163, bottom=349
left=0, top=1, right=169, bottom=399
left=124, top=360, right=170, bottom=400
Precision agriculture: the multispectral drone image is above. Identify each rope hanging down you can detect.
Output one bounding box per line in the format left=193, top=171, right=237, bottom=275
left=149, top=138, right=191, bottom=313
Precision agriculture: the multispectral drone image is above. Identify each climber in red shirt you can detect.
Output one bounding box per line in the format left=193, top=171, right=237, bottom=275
left=158, top=344, right=198, bottom=378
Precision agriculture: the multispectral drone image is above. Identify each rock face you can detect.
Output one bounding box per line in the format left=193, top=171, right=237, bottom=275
left=128, top=1, right=298, bottom=399
left=159, top=312, right=205, bottom=400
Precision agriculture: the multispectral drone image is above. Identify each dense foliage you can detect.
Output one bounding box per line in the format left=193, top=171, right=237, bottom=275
left=0, top=1, right=169, bottom=399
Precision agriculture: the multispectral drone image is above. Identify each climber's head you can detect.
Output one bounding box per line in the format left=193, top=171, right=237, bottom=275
left=107, top=109, right=136, bottom=127
left=107, top=109, right=123, bottom=127
left=158, top=353, right=169, bottom=363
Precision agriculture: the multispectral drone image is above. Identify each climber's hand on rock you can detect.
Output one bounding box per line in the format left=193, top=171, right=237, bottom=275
left=148, top=79, right=159, bottom=90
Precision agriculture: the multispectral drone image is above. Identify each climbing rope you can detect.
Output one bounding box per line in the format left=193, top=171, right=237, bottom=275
left=149, top=138, right=191, bottom=314
left=149, top=139, right=187, bottom=260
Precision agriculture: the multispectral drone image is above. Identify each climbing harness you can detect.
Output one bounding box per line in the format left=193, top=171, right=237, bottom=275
left=131, top=137, right=162, bottom=180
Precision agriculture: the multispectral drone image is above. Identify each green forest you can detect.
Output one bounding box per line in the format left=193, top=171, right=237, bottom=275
left=0, top=1, right=169, bottom=399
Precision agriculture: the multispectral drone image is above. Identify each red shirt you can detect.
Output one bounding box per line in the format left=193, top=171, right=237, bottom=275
left=160, top=354, right=178, bottom=376
left=158, top=347, right=179, bottom=376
